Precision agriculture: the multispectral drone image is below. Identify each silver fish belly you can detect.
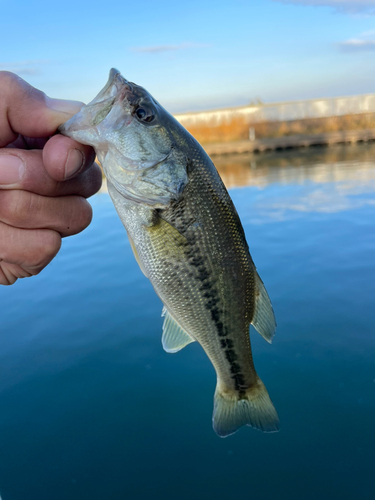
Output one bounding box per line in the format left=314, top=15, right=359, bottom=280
left=60, top=69, right=279, bottom=437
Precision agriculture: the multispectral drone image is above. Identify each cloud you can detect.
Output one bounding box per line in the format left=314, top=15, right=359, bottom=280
left=271, top=0, right=375, bottom=14
left=131, top=42, right=210, bottom=54
left=0, top=60, right=50, bottom=76
left=339, top=38, right=375, bottom=51
left=338, top=30, right=375, bottom=51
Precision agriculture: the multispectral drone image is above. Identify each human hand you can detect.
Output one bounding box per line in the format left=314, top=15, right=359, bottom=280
left=0, top=71, right=102, bottom=285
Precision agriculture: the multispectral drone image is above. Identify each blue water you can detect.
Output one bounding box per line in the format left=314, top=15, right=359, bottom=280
left=1, top=144, right=374, bottom=500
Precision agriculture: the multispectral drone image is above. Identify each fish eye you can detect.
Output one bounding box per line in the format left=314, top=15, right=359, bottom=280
left=135, top=106, right=155, bottom=123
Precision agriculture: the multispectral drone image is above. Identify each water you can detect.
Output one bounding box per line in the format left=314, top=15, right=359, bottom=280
left=1, top=143, right=374, bottom=500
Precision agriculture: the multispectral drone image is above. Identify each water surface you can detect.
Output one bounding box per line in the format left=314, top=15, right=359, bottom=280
left=0, top=143, right=374, bottom=500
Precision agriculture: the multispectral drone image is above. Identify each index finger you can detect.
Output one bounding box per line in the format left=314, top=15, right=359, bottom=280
left=0, top=71, right=83, bottom=147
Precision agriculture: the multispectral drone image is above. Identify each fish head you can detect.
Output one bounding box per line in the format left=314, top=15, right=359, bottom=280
left=59, top=68, right=189, bottom=207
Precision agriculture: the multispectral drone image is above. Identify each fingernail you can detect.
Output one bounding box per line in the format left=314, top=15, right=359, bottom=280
left=65, top=149, right=84, bottom=179
left=0, top=155, right=25, bottom=185
left=46, top=97, right=84, bottom=116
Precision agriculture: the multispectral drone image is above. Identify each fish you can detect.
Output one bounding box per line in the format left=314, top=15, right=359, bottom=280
left=59, top=68, right=279, bottom=437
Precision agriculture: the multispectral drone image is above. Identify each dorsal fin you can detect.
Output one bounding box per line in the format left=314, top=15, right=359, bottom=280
left=161, top=307, right=195, bottom=353
left=251, top=272, right=276, bottom=344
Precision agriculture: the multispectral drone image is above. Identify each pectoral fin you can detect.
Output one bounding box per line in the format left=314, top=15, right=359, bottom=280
left=147, top=215, right=188, bottom=255
left=161, top=307, right=195, bottom=353
left=251, top=271, right=276, bottom=343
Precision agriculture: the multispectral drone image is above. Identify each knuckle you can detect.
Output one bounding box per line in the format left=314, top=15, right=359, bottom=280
left=76, top=199, right=93, bottom=231
left=0, top=191, right=34, bottom=226
left=0, top=71, right=21, bottom=90
left=64, top=197, right=93, bottom=236
left=31, top=230, right=61, bottom=269
left=0, top=266, right=16, bottom=285
left=41, top=231, right=61, bottom=262
left=0, top=71, right=46, bottom=111
left=29, top=266, right=43, bottom=277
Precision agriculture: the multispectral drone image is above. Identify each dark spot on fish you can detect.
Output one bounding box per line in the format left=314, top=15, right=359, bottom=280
left=232, top=373, right=246, bottom=389
left=230, top=363, right=241, bottom=374
left=225, top=350, right=238, bottom=363
left=200, top=282, right=212, bottom=291
left=196, top=268, right=210, bottom=281
left=206, top=297, right=219, bottom=308
left=210, top=307, right=220, bottom=323
left=216, top=321, right=225, bottom=336
left=220, top=338, right=234, bottom=349
left=190, top=256, right=204, bottom=268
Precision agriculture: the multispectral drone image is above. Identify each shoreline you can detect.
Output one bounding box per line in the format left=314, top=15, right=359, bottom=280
left=202, top=129, right=375, bottom=156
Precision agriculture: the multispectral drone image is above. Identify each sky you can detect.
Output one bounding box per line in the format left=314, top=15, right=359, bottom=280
left=1, top=0, right=375, bottom=113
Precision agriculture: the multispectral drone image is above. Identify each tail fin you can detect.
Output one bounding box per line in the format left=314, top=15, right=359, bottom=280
left=212, top=378, right=279, bottom=438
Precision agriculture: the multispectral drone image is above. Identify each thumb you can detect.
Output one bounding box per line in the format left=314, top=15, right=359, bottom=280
left=44, top=97, right=84, bottom=126
left=0, top=71, right=83, bottom=146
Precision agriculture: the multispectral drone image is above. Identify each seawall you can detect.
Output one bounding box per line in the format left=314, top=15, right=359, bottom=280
left=202, top=129, right=375, bottom=156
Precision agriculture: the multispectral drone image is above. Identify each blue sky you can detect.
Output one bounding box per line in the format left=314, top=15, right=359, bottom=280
left=1, top=0, right=375, bottom=112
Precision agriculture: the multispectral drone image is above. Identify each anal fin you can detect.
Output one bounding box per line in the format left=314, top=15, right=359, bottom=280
left=251, top=271, right=276, bottom=343
left=161, top=307, right=195, bottom=353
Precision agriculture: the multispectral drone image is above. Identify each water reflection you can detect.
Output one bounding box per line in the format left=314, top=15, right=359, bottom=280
left=214, top=142, right=375, bottom=190
left=213, top=143, right=375, bottom=219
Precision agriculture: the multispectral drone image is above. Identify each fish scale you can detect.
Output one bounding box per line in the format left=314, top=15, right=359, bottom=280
left=60, top=68, right=279, bottom=437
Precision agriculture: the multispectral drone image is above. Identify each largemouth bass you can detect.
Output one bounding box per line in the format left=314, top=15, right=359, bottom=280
left=60, top=69, right=279, bottom=437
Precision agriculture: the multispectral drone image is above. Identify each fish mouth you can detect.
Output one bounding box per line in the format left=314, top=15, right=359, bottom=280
left=94, top=68, right=133, bottom=105
left=59, top=68, right=135, bottom=134
left=96, top=69, right=142, bottom=117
